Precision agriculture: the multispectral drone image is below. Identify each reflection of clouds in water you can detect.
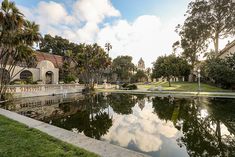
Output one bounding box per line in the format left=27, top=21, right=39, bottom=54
left=102, top=102, right=178, bottom=152
left=199, top=109, right=208, bottom=119
left=220, top=123, right=233, bottom=137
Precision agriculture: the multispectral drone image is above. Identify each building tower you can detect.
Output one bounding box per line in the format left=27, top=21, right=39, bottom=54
left=138, top=57, right=145, bottom=71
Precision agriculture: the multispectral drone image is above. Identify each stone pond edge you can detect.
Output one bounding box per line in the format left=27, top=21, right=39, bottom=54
left=0, top=108, right=149, bottom=157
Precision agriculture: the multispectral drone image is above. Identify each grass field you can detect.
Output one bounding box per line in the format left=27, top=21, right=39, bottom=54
left=0, top=115, right=98, bottom=157
left=137, top=81, right=228, bottom=92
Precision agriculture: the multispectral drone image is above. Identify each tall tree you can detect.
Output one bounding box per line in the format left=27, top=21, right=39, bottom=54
left=184, top=0, right=235, bottom=53
left=152, top=55, right=190, bottom=87
left=112, top=56, right=135, bottom=82
left=0, top=0, right=41, bottom=100
left=73, top=43, right=111, bottom=89
left=131, top=70, right=148, bottom=83
left=174, top=18, right=210, bottom=81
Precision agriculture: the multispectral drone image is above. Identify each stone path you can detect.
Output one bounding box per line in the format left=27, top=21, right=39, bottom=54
left=0, top=108, right=149, bottom=157
left=99, top=89, right=235, bottom=98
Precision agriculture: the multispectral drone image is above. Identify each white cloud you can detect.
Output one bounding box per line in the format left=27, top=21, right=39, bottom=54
left=35, top=1, right=76, bottom=25
left=19, top=1, right=78, bottom=34
left=101, top=102, right=179, bottom=152
left=97, top=15, right=182, bottom=67
left=18, top=0, right=120, bottom=43
left=73, top=0, right=120, bottom=24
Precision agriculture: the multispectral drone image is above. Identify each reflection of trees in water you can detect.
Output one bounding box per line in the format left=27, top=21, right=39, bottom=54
left=107, top=93, right=136, bottom=115
left=51, top=94, right=112, bottom=140
left=152, top=97, right=235, bottom=157
left=53, top=110, right=112, bottom=140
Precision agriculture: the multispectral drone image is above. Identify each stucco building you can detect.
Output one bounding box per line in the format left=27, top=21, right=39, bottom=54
left=218, top=40, right=235, bottom=59
left=2, top=52, right=63, bottom=84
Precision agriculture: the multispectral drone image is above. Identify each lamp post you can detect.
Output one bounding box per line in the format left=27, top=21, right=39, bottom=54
left=197, top=69, right=201, bottom=91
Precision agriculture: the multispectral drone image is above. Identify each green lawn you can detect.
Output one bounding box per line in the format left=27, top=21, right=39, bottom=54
left=137, top=81, right=229, bottom=92
left=0, top=115, right=99, bottom=157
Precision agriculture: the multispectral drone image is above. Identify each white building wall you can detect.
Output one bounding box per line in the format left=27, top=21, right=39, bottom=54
left=4, top=60, right=59, bottom=84
left=219, top=44, right=235, bottom=59
left=5, top=65, right=40, bottom=82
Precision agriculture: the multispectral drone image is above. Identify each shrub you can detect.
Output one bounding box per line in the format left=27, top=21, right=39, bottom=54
left=122, top=83, right=129, bottom=88
left=121, top=83, right=137, bottom=90
left=82, top=86, right=95, bottom=93
left=10, top=79, right=25, bottom=85
left=63, top=74, right=76, bottom=84
left=126, top=84, right=137, bottom=90
left=1, top=93, right=13, bottom=101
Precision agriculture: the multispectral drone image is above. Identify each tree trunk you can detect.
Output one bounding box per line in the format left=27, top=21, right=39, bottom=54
left=188, top=60, right=195, bottom=82
left=168, top=77, right=171, bottom=87
left=188, top=68, right=194, bottom=82
left=214, top=32, right=219, bottom=54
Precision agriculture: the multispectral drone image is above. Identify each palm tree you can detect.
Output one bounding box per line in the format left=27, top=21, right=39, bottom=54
left=0, top=0, right=41, bottom=100
left=105, top=43, right=112, bottom=56
left=0, top=0, right=24, bottom=56
left=0, top=0, right=24, bottom=42
left=23, top=20, right=41, bottom=46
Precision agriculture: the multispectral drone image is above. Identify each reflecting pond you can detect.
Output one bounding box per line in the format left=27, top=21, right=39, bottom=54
left=1, top=93, right=235, bottom=157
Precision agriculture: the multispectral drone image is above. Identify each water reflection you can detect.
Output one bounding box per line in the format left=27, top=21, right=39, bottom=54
left=2, top=93, right=235, bottom=157
left=152, top=97, right=235, bottom=157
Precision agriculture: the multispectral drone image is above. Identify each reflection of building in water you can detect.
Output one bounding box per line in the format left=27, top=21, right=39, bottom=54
left=5, top=94, right=84, bottom=120
left=138, top=100, right=145, bottom=110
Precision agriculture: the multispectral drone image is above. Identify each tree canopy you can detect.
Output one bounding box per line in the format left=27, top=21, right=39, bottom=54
left=131, top=70, right=148, bottom=83
left=174, top=16, right=210, bottom=73
left=152, top=54, right=190, bottom=86
left=204, top=53, right=235, bottom=88
left=39, top=34, right=77, bottom=56
left=182, top=0, right=235, bottom=53
left=70, top=43, right=111, bottom=88
left=112, top=56, right=135, bottom=82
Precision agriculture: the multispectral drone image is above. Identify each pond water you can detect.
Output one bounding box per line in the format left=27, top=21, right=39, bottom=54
left=1, top=93, right=235, bottom=157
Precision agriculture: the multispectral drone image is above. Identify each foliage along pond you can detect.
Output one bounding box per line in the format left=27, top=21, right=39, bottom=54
left=1, top=93, right=235, bottom=157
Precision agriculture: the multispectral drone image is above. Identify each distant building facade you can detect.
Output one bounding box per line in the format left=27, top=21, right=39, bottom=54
left=218, top=40, right=235, bottom=59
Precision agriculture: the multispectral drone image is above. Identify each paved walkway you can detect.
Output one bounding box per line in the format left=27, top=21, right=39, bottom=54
left=98, top=89, right=235, bottom=98
left=0, top=108, right=149, bottom=157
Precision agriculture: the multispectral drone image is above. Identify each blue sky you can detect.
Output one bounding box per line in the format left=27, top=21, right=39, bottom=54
left=14, top=0, right=189, bottom=21
left=12, top=0, right=192, bottom=67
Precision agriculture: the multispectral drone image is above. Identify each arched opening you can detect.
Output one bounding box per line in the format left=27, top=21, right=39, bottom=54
left=20, top=70, right=33, bottom=82
left=45, top=71, right=53, bottom=84
left=0, top=68, right=10, bottom=84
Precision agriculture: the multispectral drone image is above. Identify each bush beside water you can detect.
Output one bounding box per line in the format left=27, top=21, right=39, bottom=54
left=121, top=83, right=137, bottom=90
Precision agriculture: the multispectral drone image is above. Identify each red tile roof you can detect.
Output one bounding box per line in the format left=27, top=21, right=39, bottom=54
left=35, top=51, right=64, bottom=68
